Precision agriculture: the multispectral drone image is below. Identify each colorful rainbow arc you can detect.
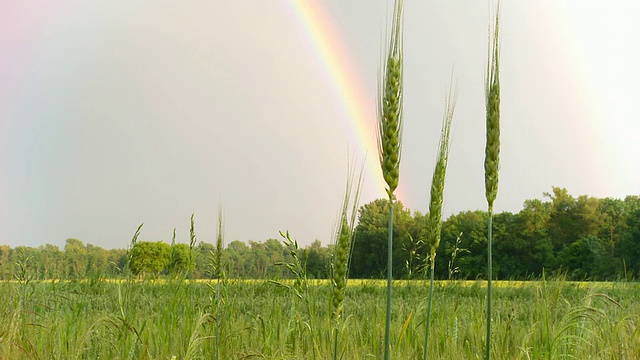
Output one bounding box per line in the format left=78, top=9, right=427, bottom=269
left=285, top=0, right=407, bottom=205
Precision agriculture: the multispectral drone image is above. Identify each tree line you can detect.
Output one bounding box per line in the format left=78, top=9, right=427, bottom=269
left=351, top=187, right=640, bottom=280
left=1, top=188, right=638, bottom=281
left=0, top=236, right=332, bottom=281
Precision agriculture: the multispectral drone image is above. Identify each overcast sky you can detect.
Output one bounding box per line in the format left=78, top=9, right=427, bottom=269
left=1, top=1, right=639, bottom=250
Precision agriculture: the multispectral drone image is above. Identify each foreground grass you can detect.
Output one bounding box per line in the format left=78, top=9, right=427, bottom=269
left=1, top=279, right=639, bottom=359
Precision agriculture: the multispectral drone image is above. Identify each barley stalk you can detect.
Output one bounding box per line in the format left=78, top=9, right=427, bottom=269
left=484, top=4, right=501, bottom=360
left=213, top=207, right=224, bottom=360
left=427, top=85, right=456, bottom=267
left=332, top=214, right=350, bottom=323
left=376, top=1, right=404, bottom=359
left=332, top=213, right=350, bottom=360
left=189, top=214, right=197, bottom=272
left=331, top=158, right=363, bottom=360
left=214, top=208, right=224, bottom=279
left=169, top=228, right=177, bottom=276
left=485, top=13, right=501, bottom=215
left=424, top=83, right=456, bottom=360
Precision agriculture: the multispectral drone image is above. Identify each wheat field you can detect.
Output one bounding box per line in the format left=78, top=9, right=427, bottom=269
left=1, top=278, right=639, bottom=359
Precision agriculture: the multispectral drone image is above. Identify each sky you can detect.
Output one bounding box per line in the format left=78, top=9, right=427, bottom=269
left=1, top=1, right=639, bottom=250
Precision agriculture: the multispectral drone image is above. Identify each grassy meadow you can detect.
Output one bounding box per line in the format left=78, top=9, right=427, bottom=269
left=4, top=2, right=639, bottom=360
left=2, top=278, right=639, bottom=359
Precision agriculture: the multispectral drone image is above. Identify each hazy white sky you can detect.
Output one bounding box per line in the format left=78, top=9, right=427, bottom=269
left=1, top=1, right=638, bottom=249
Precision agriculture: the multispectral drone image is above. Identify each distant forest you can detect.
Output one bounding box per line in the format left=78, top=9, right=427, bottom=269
left=1, top=187, right=639, bottom=281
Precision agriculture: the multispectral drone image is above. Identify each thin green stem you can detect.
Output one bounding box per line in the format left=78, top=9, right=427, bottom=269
left=542, top=270, right=551, bottom=359
left=486, top=210, right=493, bottom=360
left=333, top=327, right=339, bottom=360
left=423, top=259, right=435, bottom=360
left=384, top=203, right=394, bottom=360
left=215, top=278, right=220, bottom=360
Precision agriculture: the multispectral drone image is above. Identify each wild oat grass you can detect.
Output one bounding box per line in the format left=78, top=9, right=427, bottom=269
left=273, top=230, right=308, bottom=300
left=377, top=1, right=404, bottom=358
left=423, top=84, right=456, bottom=360
left=484, top=4, right=501, bottom=360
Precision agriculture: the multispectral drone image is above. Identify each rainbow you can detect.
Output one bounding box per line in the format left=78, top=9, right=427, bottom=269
left=284, top=1, right=408, bottom=206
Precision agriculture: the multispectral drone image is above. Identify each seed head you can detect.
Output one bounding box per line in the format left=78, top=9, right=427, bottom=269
left=331, top=157, right=363, bottom=324
left=332, top=214, right=350, bottom=321
left=485, top=8, right=501, bottom=213
left=377, top=0, right=404, bottom=201
left=428, top=88, right=455, bottom=259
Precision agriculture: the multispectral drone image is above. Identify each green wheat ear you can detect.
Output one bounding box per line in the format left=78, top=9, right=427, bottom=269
left=214, top=207, right=224, bottom=279
left=427, top=84, right=456, bottom=266
left=377, top=0, right=404, bottom=202
left=485, top=5, right=501, bottom=213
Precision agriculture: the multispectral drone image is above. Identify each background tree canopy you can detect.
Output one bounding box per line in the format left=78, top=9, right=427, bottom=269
left=1, top=188, right=639, bottom=281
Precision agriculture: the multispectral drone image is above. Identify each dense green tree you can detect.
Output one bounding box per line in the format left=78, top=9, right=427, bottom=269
left=39, top=244, right=65, bottom=279
left=545, top=187, right=581, bottom=251
left=224, top=240, right=250, bottom=278
left=86, top=244, right=109, bottom=278
left=350, top=199, right=415, bottom=278
left=557, top=236, right=606, bottom=279
left=129, top=241, right=171, bottom=277
left=306, top=240, right=331, bottom=278
left=0, top=245, right=12, bottom=280
left=544, top=188, right=603, bottom=252
left=250, top=238, right=288, bottom=278
left=193, top=242, right=216, bottom=278
left=492, top=212, right=532, bottom=279
left=168, top=243, right=195, bottom=276
left=65, top=238, right=87, bottom=279
left=107, top=248, right=128, bottom=276
left=618, top=205, right=640, bottom=278
left=575, top=195, right=604, bottom=237
left=441, top=210, right=487, bottom=279
left=404, top=210, right=429, bottom=279
left=599, top=197, right=628, bottom=254
left=518, top=199, right=554, bottom=274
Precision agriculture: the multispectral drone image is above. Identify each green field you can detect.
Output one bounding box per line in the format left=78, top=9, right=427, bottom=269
left=1, top=278, right=639, bottom=359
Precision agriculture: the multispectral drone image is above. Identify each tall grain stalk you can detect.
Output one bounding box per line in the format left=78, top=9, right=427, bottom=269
left=125, top=223, right=143, bottom=278
left=423, top=85, right=456, bottom=360
left=209, top=207, right=225, bottom=360
left=331, top=159, right=363, bottom=360
left=484, top=4, right=501, bottom=360
left=188, top=213, right=197, bottom=277
left=169, top=228, right=178, bottom=277
left=377, top=1, right=404, bottom=358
